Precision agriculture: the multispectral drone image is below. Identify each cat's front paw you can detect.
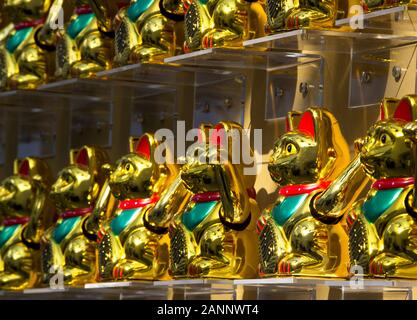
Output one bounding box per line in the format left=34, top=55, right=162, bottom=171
left=278, top=256, right=303, bottom=274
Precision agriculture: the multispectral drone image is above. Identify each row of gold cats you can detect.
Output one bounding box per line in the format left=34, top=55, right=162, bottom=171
left=1, top=0, right=417, bottom=301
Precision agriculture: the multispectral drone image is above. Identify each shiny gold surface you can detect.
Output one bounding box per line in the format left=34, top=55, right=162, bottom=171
left=258, top=108, right=356, bottom=278
left=316, top=95, right=417, bottom=279
left=97, top=133, right=190, bottom=280
left=168, top=122, right=260, bottom=279
left=113, top=0, right=185, bottom=65
left=0, top=158, right=54, bottom=290
left=265, top=0, right=411, bottom=32
left=0, top=0, right=55, bottom=89
left=183, top=0, right=267, bottom=51
left=41, top=146, right=111, bottom=287
left=39, top=0, right=115, bottom=79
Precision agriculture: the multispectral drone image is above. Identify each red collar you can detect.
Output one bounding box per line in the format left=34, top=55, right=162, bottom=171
left=279, top=181, right=331, bottom=196
left=75, top=5, right=93, bottom=15
left=118, top=194, right=160, bottom=210
left=192, top=188, right=257, bottom=203
left=60, top=207, right=92, bottom=220
left=14, top=18, right=45, bottom=31
left=3, top=216, right=30, bottom=226
left=372, top=177, right=414, bottom=190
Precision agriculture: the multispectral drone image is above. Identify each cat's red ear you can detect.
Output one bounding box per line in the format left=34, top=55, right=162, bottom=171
left=18, top=159, right=30, bottom=177
left=75, top=147, right=89, bottom=167
left=393, top=98, right=413, bottom=122
left=210, top=123, right=226, bottom=147
left=298, top=111, right=315, bottom=139
left=379, top=101, right=386, bottom=120
left=136, top=135, right=151, bottom=160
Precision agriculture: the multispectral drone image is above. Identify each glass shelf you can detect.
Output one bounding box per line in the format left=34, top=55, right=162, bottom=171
left=0, top=278, right=416, bottom=300
left=166, top=48, right=324, bottom=120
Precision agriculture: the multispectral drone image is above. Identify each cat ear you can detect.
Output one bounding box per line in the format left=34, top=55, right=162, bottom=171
left=135, top=135, right=151, bottom=161
left=75, top=147, right=89, bottom=167
left=210, top=123, right=226, bottom=147
left=18, top=159, right=30, bottom=177
left=393, top=96, right=416, bottom=122
left=198, top=123, right=212, bottom=144
left=379, top=98, right=399, bottom=120
left=286, top=111, right=302, bottom=132
left=298, top=110, right=315, bottom=139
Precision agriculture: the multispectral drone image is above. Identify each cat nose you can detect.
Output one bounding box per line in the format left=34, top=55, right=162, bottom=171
left=354, top=138, right=365, bottom=155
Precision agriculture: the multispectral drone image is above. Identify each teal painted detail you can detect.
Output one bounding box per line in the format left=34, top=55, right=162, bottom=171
left=198, top=0, right=209, bottom=5
left=0, top=224, right=19, bottom=248
left=6, top=27, right=33, bottom=53
left=127, top=0, right=154, bottom=22
left=182, top=201, right=218, bottom=231
left=67, top=13, right=95, bottom=39
left=53, top=216, right=81, bottom=244
left=272, top=194, right=309, bottom=226
left=363, top=188, right=403, bottom=223
left=110, top=208, right=142, bottom=236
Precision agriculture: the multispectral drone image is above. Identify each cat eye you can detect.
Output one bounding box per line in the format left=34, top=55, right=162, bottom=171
left=379, top=133, right=391, bottom=144
left=285, top=143, right=297, bottom=154
left=124, top=162, right=134, bottom=172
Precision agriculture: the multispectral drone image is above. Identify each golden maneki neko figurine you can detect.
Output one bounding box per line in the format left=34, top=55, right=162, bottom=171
left=97, top=134, right=190, bottom=281
left=113, top=0, right=185, bottom=65
left=314, top=96, right=417, bottom=279
left=257, top=108, right=368, bottom=278
left=38, top=0, right=117, bottom=78
left=0, top=158, right=55, bottom=290
left=41, top=146, right=113, bottom=287
left=167, top=121, right=260, bottom=279
left=0, top=0, right=56, bottom=90
left=264, top=0, right=410, bottom=33
left=182, top=0, right=267, bottom=52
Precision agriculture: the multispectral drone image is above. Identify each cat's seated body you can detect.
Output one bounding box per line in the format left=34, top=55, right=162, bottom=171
left=97, top=134, right=189, bottom=281
left=168, top=122, right=260, bottom=279
left=114, top=0, right=185, bottom=65
left=0, top=158, right=54, bottom=290
left=41, top=146, right=110, bottom=286
left=258, top=108, right=353, bottom=278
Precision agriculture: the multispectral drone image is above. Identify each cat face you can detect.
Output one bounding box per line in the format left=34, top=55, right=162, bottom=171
left=360, top=120, right=412, bottom=179
left=0, top=175, right=34, bottom=217
left=268, top=131, right=319, bottom=185
left=50, top=165, right=96, bottom=210
left=181, top=144, right=221, bottom=193
left=108, top=153, right=154, bottom=200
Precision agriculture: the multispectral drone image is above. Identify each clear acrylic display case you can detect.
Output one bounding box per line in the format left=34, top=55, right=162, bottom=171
left=1, top=278, right=417, bottom=300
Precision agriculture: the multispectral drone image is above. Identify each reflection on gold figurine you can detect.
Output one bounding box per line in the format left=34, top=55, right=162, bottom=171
left=41, top=146, right=112, bottom=286
left=0, top=0, right=55, bottom=90
left=113, top=0, right=185, bottom=65
left=0, top=158, right=54, bottom=290
left=38, top=0, right=118, bottom=78
left=258, top=108, right=367, bottom=278
left=97, top=134, right=190, bottom=280
left=183, top=0, right=267, bottom=52
left=168, top=122, right=260, bottom=278
left=315, top=96, right=417, bottom=279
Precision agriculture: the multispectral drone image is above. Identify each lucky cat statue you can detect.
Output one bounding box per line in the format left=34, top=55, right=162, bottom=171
left=113, top=0, right=185, bottom=65
left=0, top=0, right=56, bottom=89
left=97, top=133, right=190, bottom=281
left=41, top=146, right=113, bottom=287
left=183, top=0, right=267, bottom=52
left=38, top=0, right=117, bottom=78
left=166, top=121, right=260, bottom=278
left=0, top=158, right=54, bottom=290
left=314, top=95, right=417, bottom=279
left=257, top=108, right=368, bottom=278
